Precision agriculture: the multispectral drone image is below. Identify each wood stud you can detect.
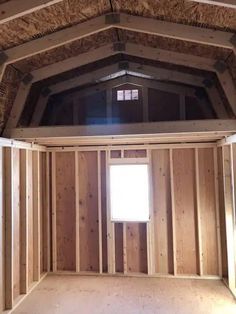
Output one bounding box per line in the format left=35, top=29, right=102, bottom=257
left=195, top=148, right=203, bottom=276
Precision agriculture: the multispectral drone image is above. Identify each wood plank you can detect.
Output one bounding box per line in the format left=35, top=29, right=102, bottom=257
left=217, top=147, right=228, bottom=278
left=75, top=151, right=80, bottom=272
left=115, top=223, right=124, bottom=273
left=152, top=149, right=173, bottom=274
left=7, top=120, right=236, bottom=140
left=106, top=151, right=115, bottom=274
left=3, top=83, right=31, bottom=134
left=20, top=150, right=29, bottom=294
left=40, top=152, right=47, bottom=273
left=45, top=152, right=51, bottom=272
left=97, top=151, right=103, bottom=274
left=126, top=223, right=147, bottom=273
left=0, top=0, right=63, bottom=24
left=100, top=151, right=108, bottom=273
left=119, top=14, right=235, bottom=51
left=55, top=152, right=76, bottom=271
left=0, top=148, right=3, bottom=312
left=173, top=148, right=198, bottom=275
left=27, top=151, right=34, bottom=286
left=213, top=147, right=222, bottom=277
left=32, top=151, right=41, bottom=281
left=198, top=148, right=219, bottom=275
left=78, top=151, right=99, bottom=272
left=4, top=148, right=13, bottom=309
left=0, top=13, right=234, bottom=82
left=12, top=149, right=20, bottom=301
left=194, top=148, right=203, bottom=276
left=5, top=148, right=20, bottom=308
left=190, top=0, right=236, bottom=8
left=51, top=152, right=57, bottom=272
left=222, top=145, right=236, bottom=291
left=0, top=16, right=112, bottom=80
left=169, top=149, right=177, bottom=275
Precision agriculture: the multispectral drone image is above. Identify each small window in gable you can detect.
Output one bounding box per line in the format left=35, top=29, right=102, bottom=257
left=117, top=89, right=139, bottom=101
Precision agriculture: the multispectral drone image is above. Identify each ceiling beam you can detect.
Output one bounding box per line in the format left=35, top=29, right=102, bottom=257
left=5, top=41, right=230, bottom=134
left=5, top=120, right=236, bottom=141
left=189, top=0, right=236, bottom=8
left=0, top=12, right=235, bottom=81
left=31, top=42, right=236, bottom=116
left=125, top=44, right=236, bottom=115
left=0, top=0, right=63, bottom=24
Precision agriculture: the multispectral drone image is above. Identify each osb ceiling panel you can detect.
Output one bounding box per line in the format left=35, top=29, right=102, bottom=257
left=0, top=66, right=21, bottom=130
left=14, top=29, right=117, bottom=73
left=0, top=0, right=111, bottom=50
left=112, top=0, right=236, bottom=31
left=0, top=0, right=236, bottom=51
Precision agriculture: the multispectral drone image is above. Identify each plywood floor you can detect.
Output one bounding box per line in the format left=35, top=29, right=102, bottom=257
left=13, top=275, right=236, bottom=314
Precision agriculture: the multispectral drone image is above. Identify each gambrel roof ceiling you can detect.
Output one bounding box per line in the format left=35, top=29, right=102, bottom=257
left=0, top=0, right=235, bottom=134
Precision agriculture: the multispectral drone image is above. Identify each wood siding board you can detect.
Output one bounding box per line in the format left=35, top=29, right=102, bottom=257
left=173, top=148, right=198, bottom=275
left=56, top=152, right=76, bottom=271
left=152, top=149, right=173, bottom=274
left=78, top=151, right=99, bottom=272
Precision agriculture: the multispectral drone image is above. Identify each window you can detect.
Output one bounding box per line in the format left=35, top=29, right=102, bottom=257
left=117, top=89, right=139, bottom=101
left=109, top=164, right=150, bottom=222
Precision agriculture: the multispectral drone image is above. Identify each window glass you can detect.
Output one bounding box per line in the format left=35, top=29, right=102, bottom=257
left=110, top=164, right=150, bottom=222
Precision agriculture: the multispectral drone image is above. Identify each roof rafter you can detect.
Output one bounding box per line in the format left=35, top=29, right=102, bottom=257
left=190, top=0, right=236, bottom=9
left=4, top=40, right=231, bottom=133
left=0, top=12, right=235, bottom=81
left=30, top=64, right=201, bottom=126
left=0, top=0, right=63, bottom=24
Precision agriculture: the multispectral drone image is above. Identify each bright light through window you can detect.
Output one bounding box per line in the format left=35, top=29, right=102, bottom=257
left=109, top=164, right=150, bottom=222
left=117, top=89, right=139, bottom=101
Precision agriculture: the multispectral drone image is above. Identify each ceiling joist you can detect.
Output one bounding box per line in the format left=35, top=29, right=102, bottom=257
left=0, top=0, right=63, bottom=24
left=6, top=120, right=236, bottom=143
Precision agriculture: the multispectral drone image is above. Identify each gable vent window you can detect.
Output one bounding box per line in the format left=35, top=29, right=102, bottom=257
left=117, top=89, right=139, bottom=101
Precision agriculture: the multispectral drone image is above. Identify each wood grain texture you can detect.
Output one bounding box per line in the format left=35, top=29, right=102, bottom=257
left=0, top=148, right=3, bottom=312
left=126, top=223, right=147, bottom=273
left=27, top=150, right=34, bottom=286
left=152, top=149, right=173, bottom=274
left=173, top=148, right=198, bottom=275
left=101, top=151, right=108, bottom=273
left=115, top=223, right=123, bottom=273
left=198, top=148, right=219, bottom=275
left=12, top=148, right=20, bottom=300
left=78, top=151, right=99, bottom=272
left=56, top=152, right=76, bottom=271
left=217, top=147, right=228, bottom=277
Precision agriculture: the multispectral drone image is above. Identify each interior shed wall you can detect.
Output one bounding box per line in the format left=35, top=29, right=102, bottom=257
left=0, top=144, right=48, bottom=312
left=1, top=140, right=235, bottom=312
left=51, top=144, right=223, bottom=277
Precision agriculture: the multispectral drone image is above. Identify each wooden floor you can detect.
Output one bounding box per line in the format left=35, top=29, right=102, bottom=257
left=12, top=275, right=236, bottom=314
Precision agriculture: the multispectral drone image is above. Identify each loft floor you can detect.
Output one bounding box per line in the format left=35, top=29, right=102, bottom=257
left=12, top=275, right=236, bottom=314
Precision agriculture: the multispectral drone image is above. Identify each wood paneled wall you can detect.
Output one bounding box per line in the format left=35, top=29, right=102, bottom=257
left=1, top=141, right=236, bottom=311
left=0, top=146, right=48, bottom=312
left=51, top=145, right=223, bottom=278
